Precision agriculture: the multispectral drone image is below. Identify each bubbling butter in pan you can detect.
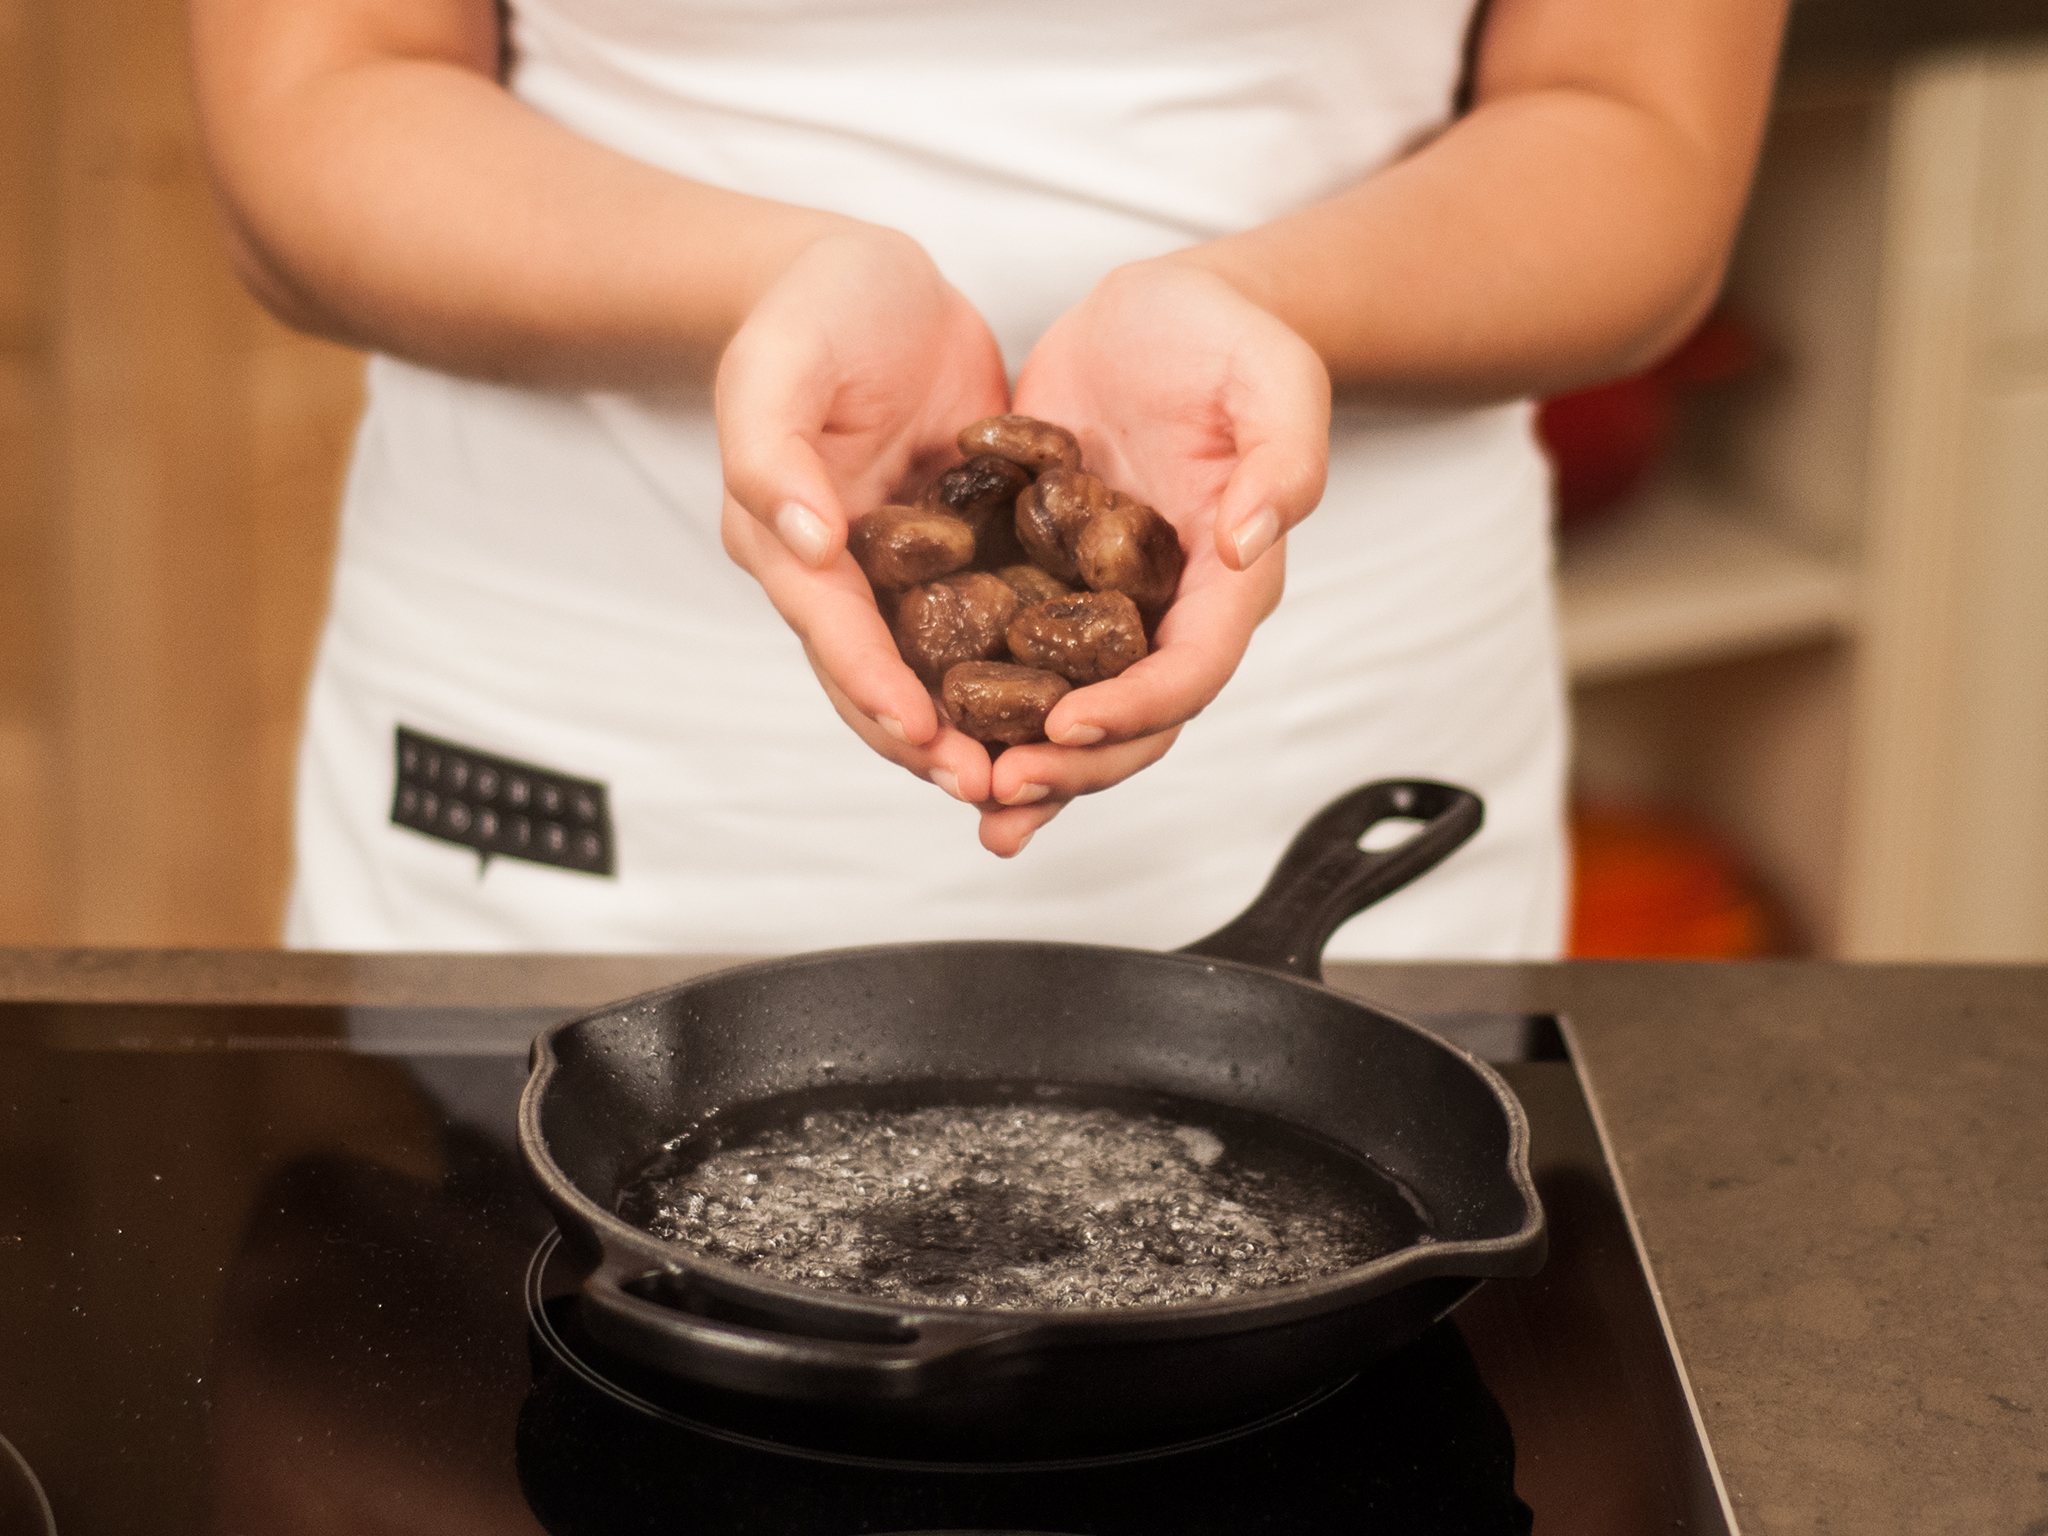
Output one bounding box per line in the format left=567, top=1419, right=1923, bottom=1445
left=622, top=1093, right=1429, bottom=1311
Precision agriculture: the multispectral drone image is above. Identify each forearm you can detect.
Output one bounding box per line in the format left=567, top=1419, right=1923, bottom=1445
left=1173, top=0, right=1787, bottom=403
left=1178, top=95, right=1731, bottom=401
left=192, top=1, right=858, bottom=388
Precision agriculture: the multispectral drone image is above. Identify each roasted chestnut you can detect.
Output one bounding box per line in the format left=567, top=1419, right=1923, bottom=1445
left=942, top=662, right=1072, bottom=746
left=848, top=505, right=975, bottom=590
left=923, top=453, right=1033, bottom=555
left=1078, top=491, right=1183, bottom=614
left=1014, top=468, right=1110, bottom=583
left=995, top=563, right=1073, bottom=608
left=893, top=572, right=1020, bottom=686
left=958, top=414, right=1084, bottom=475
left=1007, top=590, right=1148, bottom=685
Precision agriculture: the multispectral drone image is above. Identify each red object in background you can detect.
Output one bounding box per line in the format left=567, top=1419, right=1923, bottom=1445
left=1567, top=801, right=1785, bottom=958
left=1538, top=311, right=1768, bottom=528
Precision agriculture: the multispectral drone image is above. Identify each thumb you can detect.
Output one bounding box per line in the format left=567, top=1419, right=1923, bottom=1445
left=715, top=326, right=849, bottom=570
left=1211, top=323, right=1331, bottom=572
left=1212, top=435, right=1327, bottom=572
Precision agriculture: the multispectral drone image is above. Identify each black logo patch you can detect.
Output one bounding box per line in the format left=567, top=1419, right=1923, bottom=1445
left=391, top=726, right=614, bottom=876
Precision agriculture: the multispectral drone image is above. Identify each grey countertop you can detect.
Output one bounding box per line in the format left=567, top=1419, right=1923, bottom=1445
left=3, top=949, right=2043, bottom=1534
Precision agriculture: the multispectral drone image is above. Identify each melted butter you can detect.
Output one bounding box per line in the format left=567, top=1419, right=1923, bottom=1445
left=622, top=1094, right=1427, bottom=1311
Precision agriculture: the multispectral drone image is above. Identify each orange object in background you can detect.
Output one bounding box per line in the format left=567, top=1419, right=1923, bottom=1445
left=1567, top=801, right=1786, bottom=958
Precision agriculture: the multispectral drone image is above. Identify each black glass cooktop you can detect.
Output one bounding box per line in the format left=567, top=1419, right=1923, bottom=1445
left=0, top=998, right=1730, bottom=1535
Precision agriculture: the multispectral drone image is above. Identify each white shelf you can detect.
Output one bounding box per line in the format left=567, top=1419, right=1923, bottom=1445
left=1557, top=485, right=1858, bottom=685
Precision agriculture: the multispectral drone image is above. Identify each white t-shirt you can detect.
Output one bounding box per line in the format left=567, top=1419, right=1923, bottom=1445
left=285, top=0, right=1569, bottom=958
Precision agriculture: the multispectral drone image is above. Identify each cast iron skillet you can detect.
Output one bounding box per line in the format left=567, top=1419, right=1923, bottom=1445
left=519, top=780, right=1544, bottom=1451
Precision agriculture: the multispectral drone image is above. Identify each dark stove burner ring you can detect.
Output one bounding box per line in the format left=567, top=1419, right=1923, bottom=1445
left=524, top=1231, right=1354, bottom=1471
left=518, top=1234, right=1533, bottom=1535
left=0, top=1433, right=55, bottom=1536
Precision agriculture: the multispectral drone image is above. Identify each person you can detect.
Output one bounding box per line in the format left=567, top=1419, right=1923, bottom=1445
left=191, top=0, right=1787, bottom=956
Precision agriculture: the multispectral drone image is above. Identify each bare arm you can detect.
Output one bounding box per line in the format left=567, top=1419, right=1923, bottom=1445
left=193, top=0, right=1018, bottom=813
left=980, top=0, right=1787, bottom=852
left=1173, top=0, right=1790, bottom=402
left=190, top=0, right=856, bottom=388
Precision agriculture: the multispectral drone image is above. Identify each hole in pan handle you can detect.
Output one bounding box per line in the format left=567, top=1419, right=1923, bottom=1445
left=578, top=1257, right=1033, bottom=1403
left=1179, top=779, right=1484, bottom=983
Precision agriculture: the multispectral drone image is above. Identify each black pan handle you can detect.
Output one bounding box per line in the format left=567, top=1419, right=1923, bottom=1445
left=579, top=1257, right=1030, bottom=1402
left=1179, top=779, right=1483, bottom=983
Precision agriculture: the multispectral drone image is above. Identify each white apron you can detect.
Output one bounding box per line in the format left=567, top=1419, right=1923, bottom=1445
left=285, top=0, right=1569, bottom=958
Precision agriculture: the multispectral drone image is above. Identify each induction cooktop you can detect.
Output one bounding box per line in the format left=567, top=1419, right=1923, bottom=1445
left=0, top=996, right=1731, bottom=1535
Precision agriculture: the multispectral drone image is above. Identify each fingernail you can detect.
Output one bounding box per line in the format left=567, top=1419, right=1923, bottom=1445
left=1231, top=507, right=1281, bottom=569
left=1052, top=723, right=1105, bottom=747
left=1001, top=782, right=1051, bottom=806
left=929, top=767, right=965, bottom=801
left=775, top=501, right=832, bottom=567
left=1016, top=830, right=1035, bottom=853
left=877, top=715, right=908, bottom=743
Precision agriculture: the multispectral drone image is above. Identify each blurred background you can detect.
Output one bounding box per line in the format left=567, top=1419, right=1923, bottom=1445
left=2, top=0, right=2045, bottom=958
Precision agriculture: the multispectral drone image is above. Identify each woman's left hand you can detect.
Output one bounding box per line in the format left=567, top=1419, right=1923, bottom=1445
left=717, top=227, right=1015, bottom=809
left=979, top=259, right=1330, bottom=855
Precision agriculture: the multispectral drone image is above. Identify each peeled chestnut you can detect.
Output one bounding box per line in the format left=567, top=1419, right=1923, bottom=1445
left=995, top=563, right=1072, bottom=608
left=925, top=455, right=1032, bottom=531
left=942, top=662, right=1072, bottom=745
left=848, top=505, right=975, bottom=590
left=892, top=572, right=1019, bottom=686
left=1078, top=492, right=1183, bottom=614
left=1007, top=590, right=1147, bottom=685
left=958, top=415, right=1084, bottom=475
left=1014, top=468, right=1110, bottom=583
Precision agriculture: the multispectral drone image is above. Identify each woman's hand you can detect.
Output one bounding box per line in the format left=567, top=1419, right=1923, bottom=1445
left=717, top=227, right=1015, bottom=808
left=976, top=260, right=1330, bottom=855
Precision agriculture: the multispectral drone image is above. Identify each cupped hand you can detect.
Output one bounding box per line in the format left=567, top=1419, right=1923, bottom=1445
left=983, top=259, right=1331, bottom=854
left=717, top=226, right=1012, bottom=807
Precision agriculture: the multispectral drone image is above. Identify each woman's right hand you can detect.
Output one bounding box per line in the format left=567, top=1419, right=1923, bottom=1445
left=715, top=227, right=1014, bottom=807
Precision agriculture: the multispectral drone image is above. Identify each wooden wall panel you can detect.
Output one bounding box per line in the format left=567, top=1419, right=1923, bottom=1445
left=0, top=0, right=360, bottom=946
left=0, top=0, right=42, bottom=362
left=56, top=0, right=254, bottom=943
left=0, top=0, right=59, bottom=943
left=243, top=329, right=359, bottom=920
left=0, top=355, right=58, bottom=945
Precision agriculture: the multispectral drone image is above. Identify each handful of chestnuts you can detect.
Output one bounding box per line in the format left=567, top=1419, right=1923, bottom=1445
left=847, top=415, right=1184, bottom=747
